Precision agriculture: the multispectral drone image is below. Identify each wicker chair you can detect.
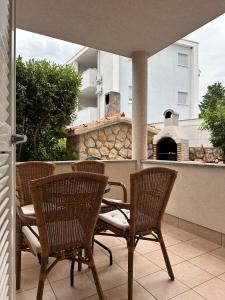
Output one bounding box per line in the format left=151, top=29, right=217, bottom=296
left=71, top=160, right=127, bottom=265
left=98, top=167, right=177, bottom=300
left=20, top=172, right=108, bottom=300
left=71, top=160, right=105, bottom=174
left=16, top=161, right=55, bottom=289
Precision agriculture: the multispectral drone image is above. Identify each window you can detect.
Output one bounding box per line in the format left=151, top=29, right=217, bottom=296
left=178, top=53, right=188, bottom=67
left=178, top=91, right=188, bottom=105
left=128, top=85, right=132, bottom=103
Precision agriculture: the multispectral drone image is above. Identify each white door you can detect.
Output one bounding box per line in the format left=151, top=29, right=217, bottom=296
left=0, top=0, right=16, bottom=299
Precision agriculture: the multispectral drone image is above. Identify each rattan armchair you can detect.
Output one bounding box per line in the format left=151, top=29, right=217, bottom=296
left=97, top=167, right=177, bottom=300
left=71, top=160, right=127, bottom=266
left=71, top=160, right=105, bottom=174
left=71, top=160, right=127, bottom=205
left=20, top=172, right=108, bottom=300
left=16, top=161, right=55, bottom=289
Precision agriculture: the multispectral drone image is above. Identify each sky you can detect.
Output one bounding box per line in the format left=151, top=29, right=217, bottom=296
left=16, top=13, right=225, bottom=101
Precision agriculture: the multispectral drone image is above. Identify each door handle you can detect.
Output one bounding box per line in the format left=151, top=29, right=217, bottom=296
left=11, top=134, right=27, bottom=144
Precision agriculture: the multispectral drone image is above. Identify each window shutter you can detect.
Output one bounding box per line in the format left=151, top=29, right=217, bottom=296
left=0, top=0, right=15, bottom=299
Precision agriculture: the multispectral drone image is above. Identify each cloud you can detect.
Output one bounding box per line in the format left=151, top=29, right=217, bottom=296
left=16, top=29, right=82, bottom=64
left=185, top=13, right=225, bottom=99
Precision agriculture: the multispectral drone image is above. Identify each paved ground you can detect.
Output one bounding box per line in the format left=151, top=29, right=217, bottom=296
left=16, top=222, right=225, bottom=300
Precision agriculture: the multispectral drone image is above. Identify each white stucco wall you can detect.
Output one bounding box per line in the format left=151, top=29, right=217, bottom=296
left=70, top=39, right=199, bottom=125
left=152, top=118, right=212, bottom=147
left=73, top=107, right=98, bottom=125
left=98, top=51, right=114, bottom=117
left=119, top=40, right=199, bottom=123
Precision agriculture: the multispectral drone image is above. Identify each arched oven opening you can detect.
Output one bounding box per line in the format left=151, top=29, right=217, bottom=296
left=157, top=137, right=177, bottom=161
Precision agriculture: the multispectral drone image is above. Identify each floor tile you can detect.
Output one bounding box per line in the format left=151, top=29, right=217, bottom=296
left=194, top=278, right=225, bottom=300
left=187, top=238, right=220, bottom=252
left=172, top=261, right=213, bottom=288
left=171, top=290, right=205, bottom=300
left=47, top=260, right=72, bottom=283
left=161, top=222, right=178, bottom=234
left=190, top=253, right=225, bottom=276
left=137, top=270, right=189, bottom=300
left=144, top=249, right=185, bottom=269
left=21, top=252, right=39, bottom=270
left=95, top=235, right=124, bottom=248
left=168, top=242, right=204, bottom=260
left=87, top=263, right=128, bottom=291
left=218, top=272, right=225, bottom=282
left=165, top=229, right=197, bottom=242
left=51, top=272, right=98, bottom=300
left=116, top=253, right=161, bottom=279
left=210, top=247, right=225, bottom=261
left=17, top=266, right=49, bottom=292
left=108, top=244, right=130, bottom=263
left=163, top=234, right=182, bottom=247
left=16, top=285, right=56, bottom=300
left=169, top=238, right=219, bottom=260
left=103, top=281, right=156, bottom=300
left=136, top=239, right=160, bottom=255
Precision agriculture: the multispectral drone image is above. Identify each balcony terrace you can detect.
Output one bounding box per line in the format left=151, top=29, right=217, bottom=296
left=16, top=160, right=225, bottom=300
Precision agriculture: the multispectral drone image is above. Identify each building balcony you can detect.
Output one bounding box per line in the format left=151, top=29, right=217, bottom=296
left=16, top=159, right=225, bottom=300
left=81, top=68, right=97, bottom=95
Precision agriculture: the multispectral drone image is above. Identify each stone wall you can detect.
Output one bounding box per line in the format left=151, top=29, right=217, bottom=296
left=189, top=147, right=224, bottom=163
left=67, top=122, right=155, bottom=160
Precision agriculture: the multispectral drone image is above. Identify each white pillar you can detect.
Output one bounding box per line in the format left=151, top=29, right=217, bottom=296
left=132, top=51, right=148, bottom=162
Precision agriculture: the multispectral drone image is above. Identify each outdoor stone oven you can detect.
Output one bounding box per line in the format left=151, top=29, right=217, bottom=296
left=153, top=109, right=189, bottom=161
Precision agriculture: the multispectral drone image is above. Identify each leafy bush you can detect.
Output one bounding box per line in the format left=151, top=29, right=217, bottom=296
left=16, top=56, right=81, bottom=161
left=200, top=82, right=225, bottom=160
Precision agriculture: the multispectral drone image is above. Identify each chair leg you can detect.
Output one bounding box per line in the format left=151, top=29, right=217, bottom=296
left=127, top=246, right=134, bottom=300
left=78, top=249, right=82, bottom=272
left=94, top=239, right=113, bottom=265
left=16, top=250, right=21, bottom=290
left=36, top=257, right=48, bottom=300
left=70, top=259, right=75, bottom=286
left=158, top=230, right=174, bottom=280
left=87, top=249, right=104, bottom=300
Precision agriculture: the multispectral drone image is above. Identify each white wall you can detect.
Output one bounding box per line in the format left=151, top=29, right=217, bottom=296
left=119, top=41, right=199, bottom=123
left=142, top=160, right=225, bottom=235
left=98, top=51, right=114, bottom=117
left=73, top=107, right=98, bottom=125
left=152, top=118, right=212, bottom=147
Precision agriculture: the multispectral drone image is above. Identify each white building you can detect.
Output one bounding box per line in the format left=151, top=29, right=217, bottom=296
left=67, top=39, right=199, bottom=124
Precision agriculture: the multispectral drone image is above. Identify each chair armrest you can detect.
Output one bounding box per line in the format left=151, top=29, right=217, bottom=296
left=102, top=198, right=130, bottom=209
left=16, top=206, right=36, bottom=225
left=108, top=181, right=127, bottom=202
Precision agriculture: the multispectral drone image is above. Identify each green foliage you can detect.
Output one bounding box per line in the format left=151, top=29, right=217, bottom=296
left=200, top=82, right=225, bottom=159
left=199, top=82, right=225, bottom=116
left=16, top=56, right=81, bottom=161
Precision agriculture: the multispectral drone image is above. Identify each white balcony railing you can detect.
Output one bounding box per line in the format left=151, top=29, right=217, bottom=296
left=81, top=68, right=97, bottom=93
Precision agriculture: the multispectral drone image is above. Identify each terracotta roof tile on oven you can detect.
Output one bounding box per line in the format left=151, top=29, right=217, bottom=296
left=68, top=113, right=158, bottom=135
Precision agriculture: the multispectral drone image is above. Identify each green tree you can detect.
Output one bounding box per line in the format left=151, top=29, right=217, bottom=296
left=16, top=56, right=81, bottom=161
left=200, top=82, right=225, bottom=160
left=199, top=82, right=225, bottom=116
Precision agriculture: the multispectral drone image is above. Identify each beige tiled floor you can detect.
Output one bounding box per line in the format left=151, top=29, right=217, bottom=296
left=16, top=222, right=225, bottom=300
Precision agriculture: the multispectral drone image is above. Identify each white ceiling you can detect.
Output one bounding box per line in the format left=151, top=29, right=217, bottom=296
left=16, top=0, right=225, bottom=57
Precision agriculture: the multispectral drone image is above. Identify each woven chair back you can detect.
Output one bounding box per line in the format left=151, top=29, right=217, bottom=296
left=71, top=161, right=105, bottom=174
left=30, top=172, right=108, bottom=256
left=16, top=162, right=55, bottom=206
left=130, top=167, right=177, bottom=234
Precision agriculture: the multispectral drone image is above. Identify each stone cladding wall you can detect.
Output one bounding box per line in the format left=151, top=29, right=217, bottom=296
left=189, top=147, right=224, bottom=163
left=67, top=123, right=155, bottom=160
